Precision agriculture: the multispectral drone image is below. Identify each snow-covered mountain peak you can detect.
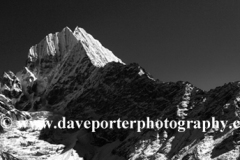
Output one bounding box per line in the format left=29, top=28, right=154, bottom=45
left=26, top=26, right=123, bottom=77
left=1, top=27, right=240, bottom=160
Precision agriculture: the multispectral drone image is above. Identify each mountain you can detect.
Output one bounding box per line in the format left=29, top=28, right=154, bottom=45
left=0, top=27, right=240, bottom=160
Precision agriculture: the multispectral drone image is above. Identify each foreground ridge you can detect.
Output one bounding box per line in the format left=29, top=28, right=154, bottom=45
left=0, top=27, right=240, bottom=160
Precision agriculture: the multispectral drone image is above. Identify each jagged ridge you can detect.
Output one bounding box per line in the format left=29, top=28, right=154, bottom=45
left=0, top=27, right=240, bottom=160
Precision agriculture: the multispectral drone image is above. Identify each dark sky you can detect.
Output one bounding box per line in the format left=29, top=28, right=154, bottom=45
left=1, top=0, right=240, bottom=90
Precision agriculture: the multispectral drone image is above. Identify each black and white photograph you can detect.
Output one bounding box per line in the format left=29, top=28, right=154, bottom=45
left=0, top=1, right=240, bottom=160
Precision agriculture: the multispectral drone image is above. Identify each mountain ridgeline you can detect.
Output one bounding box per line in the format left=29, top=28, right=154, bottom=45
left=0, top=27, right=240, bottom=160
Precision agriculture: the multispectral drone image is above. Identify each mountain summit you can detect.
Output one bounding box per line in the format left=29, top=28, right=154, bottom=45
left=0, top=27, right=240, bottom=160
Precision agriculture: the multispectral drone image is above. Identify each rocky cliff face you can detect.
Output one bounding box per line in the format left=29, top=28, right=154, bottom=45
left=0, top=27, right=240, bottom=160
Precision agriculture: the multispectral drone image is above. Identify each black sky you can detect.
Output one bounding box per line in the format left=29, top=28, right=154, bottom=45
left=1, top=0, right=240, bottom=90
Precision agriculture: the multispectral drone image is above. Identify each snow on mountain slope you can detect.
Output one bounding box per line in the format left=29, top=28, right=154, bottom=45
left=0, top=27, right=240, bottom=160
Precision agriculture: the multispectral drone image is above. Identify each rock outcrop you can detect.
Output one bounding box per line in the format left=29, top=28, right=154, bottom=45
left=0, top=27, right=240, bottom=160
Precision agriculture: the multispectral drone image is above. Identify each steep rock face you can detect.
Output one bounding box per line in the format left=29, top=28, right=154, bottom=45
left=1, top=71, right=22, bottom=100
left=0, top=27, right=240, bottom=160
left=0, top=71, right=30, bottom=124
left=15, top=27, right=122, bottom=112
